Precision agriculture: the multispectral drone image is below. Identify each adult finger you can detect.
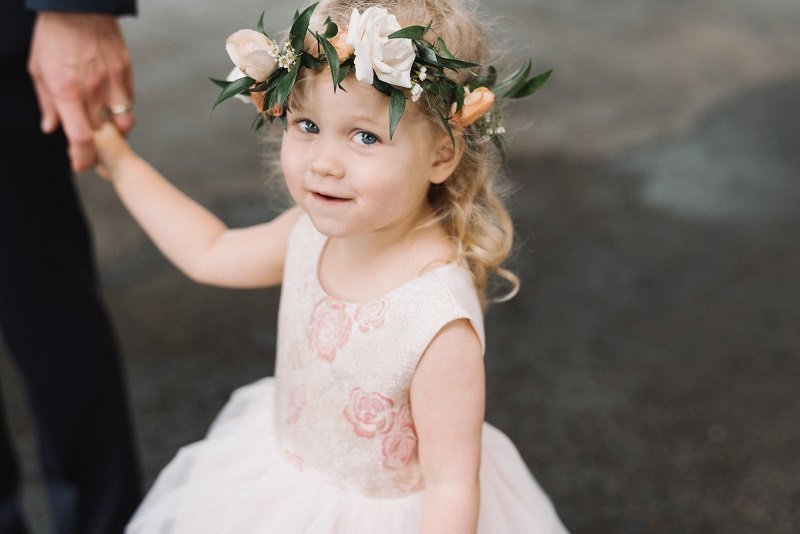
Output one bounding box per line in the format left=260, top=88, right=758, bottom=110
left=56, top=97, right=97, bottom=173
left=104, top=84, right=136, bottom=135
left=30, top=76, right=60, bottom=134
left=103, top=41, right=136, bottom=135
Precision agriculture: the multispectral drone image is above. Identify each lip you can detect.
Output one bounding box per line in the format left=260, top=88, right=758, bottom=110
left=310, top=191, right=352, bottom=203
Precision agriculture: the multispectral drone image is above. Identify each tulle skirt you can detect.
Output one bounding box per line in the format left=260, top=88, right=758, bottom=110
left=126, top=377, right=568, bottom=533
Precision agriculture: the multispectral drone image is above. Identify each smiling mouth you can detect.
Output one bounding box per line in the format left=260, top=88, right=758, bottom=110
left=312, top=191, right=351, bottom=203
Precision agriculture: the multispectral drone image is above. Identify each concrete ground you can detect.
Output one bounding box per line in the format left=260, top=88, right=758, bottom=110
left=1, top=0, right=798, bottom=532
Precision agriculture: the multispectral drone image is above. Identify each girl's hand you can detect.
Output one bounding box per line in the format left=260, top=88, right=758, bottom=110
left=93, top=122, right=135, bottom=180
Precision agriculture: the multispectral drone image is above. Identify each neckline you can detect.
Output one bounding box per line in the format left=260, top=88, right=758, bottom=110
left=313, top=232, right=460, bottom=306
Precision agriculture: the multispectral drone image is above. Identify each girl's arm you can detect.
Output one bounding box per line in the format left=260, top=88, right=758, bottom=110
left=410, top=319, right=485, bottom=534
left=93, top=123, right=301, bottom=288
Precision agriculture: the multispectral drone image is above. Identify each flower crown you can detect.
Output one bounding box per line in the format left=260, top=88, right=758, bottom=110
left=212, top=2, right=551, bottom=150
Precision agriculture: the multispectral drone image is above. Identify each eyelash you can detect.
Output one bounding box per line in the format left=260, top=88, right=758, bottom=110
left=297, top=119, right=319, bottom=134
left=354, top=131, right=380, bottom=146
left=295, top=119, right=380, bottom=146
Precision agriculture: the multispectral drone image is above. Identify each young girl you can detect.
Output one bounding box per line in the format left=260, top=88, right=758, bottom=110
left=95, top=1, right=567, bottom=532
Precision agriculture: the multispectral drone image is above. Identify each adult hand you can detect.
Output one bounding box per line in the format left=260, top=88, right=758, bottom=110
left=28, top=12, right=135, bottom=173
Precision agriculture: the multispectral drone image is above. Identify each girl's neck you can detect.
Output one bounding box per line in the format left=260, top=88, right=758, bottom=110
left=319, top=208, right=454, bottom=302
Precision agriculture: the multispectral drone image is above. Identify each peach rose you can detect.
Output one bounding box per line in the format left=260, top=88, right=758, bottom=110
left=308, top=296, right=352, bottom=361
left=450, top=87, right=496, bottom=128
left=226, top=29, right=277, bottom=82
left=344, top=388, right=395, bottom=438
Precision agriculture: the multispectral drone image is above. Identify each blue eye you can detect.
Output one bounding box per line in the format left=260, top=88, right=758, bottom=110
left=354, top=131, right=379, bottom=145
left=298, top=119, right=319, bottom=134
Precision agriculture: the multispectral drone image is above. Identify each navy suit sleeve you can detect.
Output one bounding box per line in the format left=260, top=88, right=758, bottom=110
left=25, top=0, right=136, bottom=16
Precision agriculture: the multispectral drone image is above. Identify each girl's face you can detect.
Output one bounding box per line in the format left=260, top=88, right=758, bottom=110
left=280, top=72, right=452, bottom=241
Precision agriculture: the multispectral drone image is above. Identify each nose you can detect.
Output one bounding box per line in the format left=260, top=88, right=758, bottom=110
left=309, top=137, right=344, bottom=179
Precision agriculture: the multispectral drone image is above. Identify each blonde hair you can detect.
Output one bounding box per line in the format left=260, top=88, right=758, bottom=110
left=282, top=0, right=520, bottom=306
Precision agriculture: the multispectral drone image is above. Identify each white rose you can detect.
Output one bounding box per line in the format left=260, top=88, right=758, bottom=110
left=346, top=7, right=415, bottom=88
left=225, top=29, right=277, bottom=83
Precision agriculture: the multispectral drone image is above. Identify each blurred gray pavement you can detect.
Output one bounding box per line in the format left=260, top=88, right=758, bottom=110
left=1, top=0, right=799, bottom=532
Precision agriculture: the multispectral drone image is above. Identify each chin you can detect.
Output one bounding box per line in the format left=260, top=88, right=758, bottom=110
left=303, top=212, right=354, bottom=239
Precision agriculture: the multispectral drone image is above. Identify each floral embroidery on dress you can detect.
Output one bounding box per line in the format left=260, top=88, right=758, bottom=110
left=285, top=385, right=306, bottom=425
left=343, top=387, right=396, bottom=438
left=281, top=448, right=305, bottom=471
left=380, top=403, right=418, bottom=470
left=308, top=296, right=352, bottom=361
left=354, top=299, right=388, bottom=332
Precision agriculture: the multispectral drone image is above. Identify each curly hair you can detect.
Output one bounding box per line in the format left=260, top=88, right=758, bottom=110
left=279, top=0, right=519, bottom=306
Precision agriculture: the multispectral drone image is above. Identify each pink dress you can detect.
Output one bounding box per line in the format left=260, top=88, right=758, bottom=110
left=126, top=215, right=568, bottom=533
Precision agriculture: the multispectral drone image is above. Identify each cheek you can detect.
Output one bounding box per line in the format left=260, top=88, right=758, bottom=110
left=280, top=137, right=303, bottom=192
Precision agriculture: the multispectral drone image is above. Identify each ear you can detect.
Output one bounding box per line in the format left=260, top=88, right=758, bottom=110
left=428, top=133, right=465, bottom=185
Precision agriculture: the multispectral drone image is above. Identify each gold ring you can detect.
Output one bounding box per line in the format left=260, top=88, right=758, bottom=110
left=107, top=100, right=134, bottom=116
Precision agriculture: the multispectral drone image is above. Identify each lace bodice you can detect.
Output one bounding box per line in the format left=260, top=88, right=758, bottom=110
left=273, top=215, right=484, bottom=498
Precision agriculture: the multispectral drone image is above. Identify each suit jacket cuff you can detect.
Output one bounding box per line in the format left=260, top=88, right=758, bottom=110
left=25, top=0, right=136, bottom=16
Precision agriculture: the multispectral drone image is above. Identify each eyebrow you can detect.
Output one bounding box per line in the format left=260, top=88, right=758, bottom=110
left=348, top=111, right=387, bottom=130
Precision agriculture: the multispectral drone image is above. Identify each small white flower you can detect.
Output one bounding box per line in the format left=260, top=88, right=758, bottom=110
left=410, top=82, right=423, bottom=102
left=277, top=54, right=296, bottom=69
left=346, top=7, right=416, bottom=88
left=418, top=66, right=427, bottom=81
left=225, top=29, right=278, bottom=82
left=495, top=126, right=506, bottom=135
left=268, top=43, right=280, bottom=58
left=486, top=128, right=494, bottom=135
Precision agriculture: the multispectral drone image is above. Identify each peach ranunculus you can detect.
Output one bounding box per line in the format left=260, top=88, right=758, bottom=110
left=331, top=29, right=355, bottom=63
left=346, top=7, right=415, bottom=88
left=344, top=388, right=396, bottom=438
left=381, top=403, right=418, bottom=470
left=450, top=87, right=496, bottom=128
left=308, top=296, right=352, bottom=361
left=304, top=27, right=354, bottom=64
left=226, top=29, right=278, bottom=82
left=248, top=91, right=284, bottom=116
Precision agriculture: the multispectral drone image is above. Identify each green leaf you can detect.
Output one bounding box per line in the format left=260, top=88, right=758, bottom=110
left=506, top=69, right=552, bottom=99
left=388, top=25, right=428, bottom=40
left=273, top=60, right=301, bottom=108
left=433, top=107, right=455, bottom=147
left=434, top=55, right=480, bottom=70
left=317, top=33, right=341, bottom=92
left=251, top=112, right=265, bottom=131
left=300, top=52, right=323, bottom=69
left=322, top=17, right=339, bottom=39
left=290, top=2, right=318, bottom=52
left=389, top=88, right=406, bottom=140
left=336, top=61, right=351, bottom=90
left=455, top=83, right=465, bottom=113
left=372, top=77, right=393, bottom=97
left=414, top=41, right=439, bottom=66
left=208, top=77, right=231, bottom=89
left=493, top=60, right=531, bottom=97
left=257, top=12, right=270, bottom=40
left=434, top=37, right=454, bottom=59
left=469, top=66, right=497, bottom=91
left=213, top=75, right=255, bottom=108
